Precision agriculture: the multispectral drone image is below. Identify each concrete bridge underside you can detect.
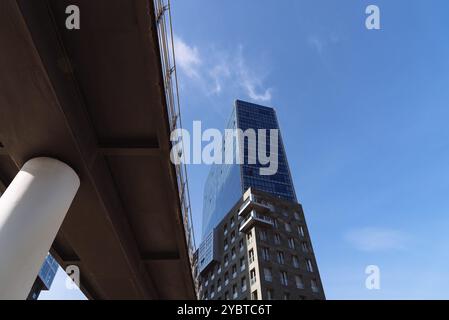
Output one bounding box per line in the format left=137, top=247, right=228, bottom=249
left=0, top=0, right=195, bottom=299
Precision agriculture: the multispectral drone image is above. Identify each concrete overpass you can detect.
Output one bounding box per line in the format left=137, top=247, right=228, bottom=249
left=0, top=0, right=196, bottom=299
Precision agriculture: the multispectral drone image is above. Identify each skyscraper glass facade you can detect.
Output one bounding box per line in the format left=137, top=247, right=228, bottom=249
left=202, top=100, right=297, bottom=238
left=27, top=254, right=59, bottom=300
left=237, top=100, right=296, bottom=201
left=38, top=254, right=58, bottom=290
left=202, top=106, right=241, bottom=238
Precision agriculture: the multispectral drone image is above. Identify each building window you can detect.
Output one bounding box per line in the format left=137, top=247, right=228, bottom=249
left=251, top=290, right=258, bottom=300
left=292, top=255, right=300, bottom=269
left=283, top=292, right=290, bottom=300
left=217, top=265, right=222, bottom=274
left=247, top=232, right=253, bottom=244
left=274, top=233, right=281, bottom=245
left=298, top=225, right=305, bottom=237
left=288, top=237, right=295, bottom=249
left=224, top=239, right=228, bottom=251
left=232, top=264, right=237, bottom=278
left=277, top=251, right=285, bottom=265
left=210, top=285, right=215, bottom=299
left=241, top=277, right=247, bottom=292
left=302, top=242, right=309, bottom=253
left=294, top=211, right=300, bottom=220
left=239, top=239, right=244, bottom=251
left=295, top=275, right=304, bottom=289
left=224, top=224, right=228, bottom=235
left=217, top=279, right=222, bottom=292
left=232, top=284, right=238, bottom=299
left=259, top=229, right=268, bottom=241
left=306, top=259, right=314, bottom=272
left=231, top=247, right=236, bottom=259
left=224, top=272, right=229, bottom=286
left=231, top=231, right=236, bottom=243
left=224, top=254, right=229, bottom=267
left=263, top=268, right=272, bottom=282
left=250, top=269, right=257, bottom=285
left=280, top=271, right=288, bottom=286
left=261, top=247, right=270, bottom=261
left=266, top=289, right=274, bottom=300
left=224, top=291, right=229, bottom=300
left=240, top=257, right=246, bottom=271
left=285, top=222, right=292, bottom=232
left=273, top=219, right=278, bottom=228
left=230, top=216, right=235, bottom=227
left=249, top=249, right=255, bottom=264
left=311, top=279, right=319, bottom=293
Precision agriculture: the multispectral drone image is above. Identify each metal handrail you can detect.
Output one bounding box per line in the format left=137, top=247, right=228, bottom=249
left=153, top=0, right=197, bottom=291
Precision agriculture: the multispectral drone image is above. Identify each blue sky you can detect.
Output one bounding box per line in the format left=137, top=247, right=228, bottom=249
left=44, top=0, right=449, bottom=299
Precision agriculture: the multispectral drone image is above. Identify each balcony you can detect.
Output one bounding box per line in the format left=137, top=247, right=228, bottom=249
left=238, top=194, right=274, bottom=217
left=239, top=210, right=274, bottom=233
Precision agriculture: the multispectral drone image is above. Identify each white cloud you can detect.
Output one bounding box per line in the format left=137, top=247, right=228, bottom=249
left=345, top=227, right=409, bottom=252
left=235, top=49, right=272, bottom=102
left=174, top=36, right=202, bottom=79
left=173, top=35, right=273, bottom=103
left=240, top=76, right=273, bottom=102
left=308, top=33, right=341, bottom=56
left=209, top=63, right=231, bottom=94
left=308, top=35, right=325, bottom=55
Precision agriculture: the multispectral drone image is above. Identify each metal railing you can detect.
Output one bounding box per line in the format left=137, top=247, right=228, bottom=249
left=153, top=0, right=197, bottom=291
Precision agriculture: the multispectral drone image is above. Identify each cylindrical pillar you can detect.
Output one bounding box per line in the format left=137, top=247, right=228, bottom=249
left=0, top=157, right=80, bottom=299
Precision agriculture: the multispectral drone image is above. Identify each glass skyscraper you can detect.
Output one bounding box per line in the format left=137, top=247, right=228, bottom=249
left=27, top=254, right=59, bottom=300
left=196, top=100, right=325, bottom=300
left=202, top=99, right=297, bottom=238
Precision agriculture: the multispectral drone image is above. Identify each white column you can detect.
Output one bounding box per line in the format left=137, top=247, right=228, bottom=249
left=0, top=157, right=80, bottom=300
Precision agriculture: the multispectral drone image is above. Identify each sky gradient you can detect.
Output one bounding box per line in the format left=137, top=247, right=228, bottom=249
left=44, top=0, right=449, bottom=300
